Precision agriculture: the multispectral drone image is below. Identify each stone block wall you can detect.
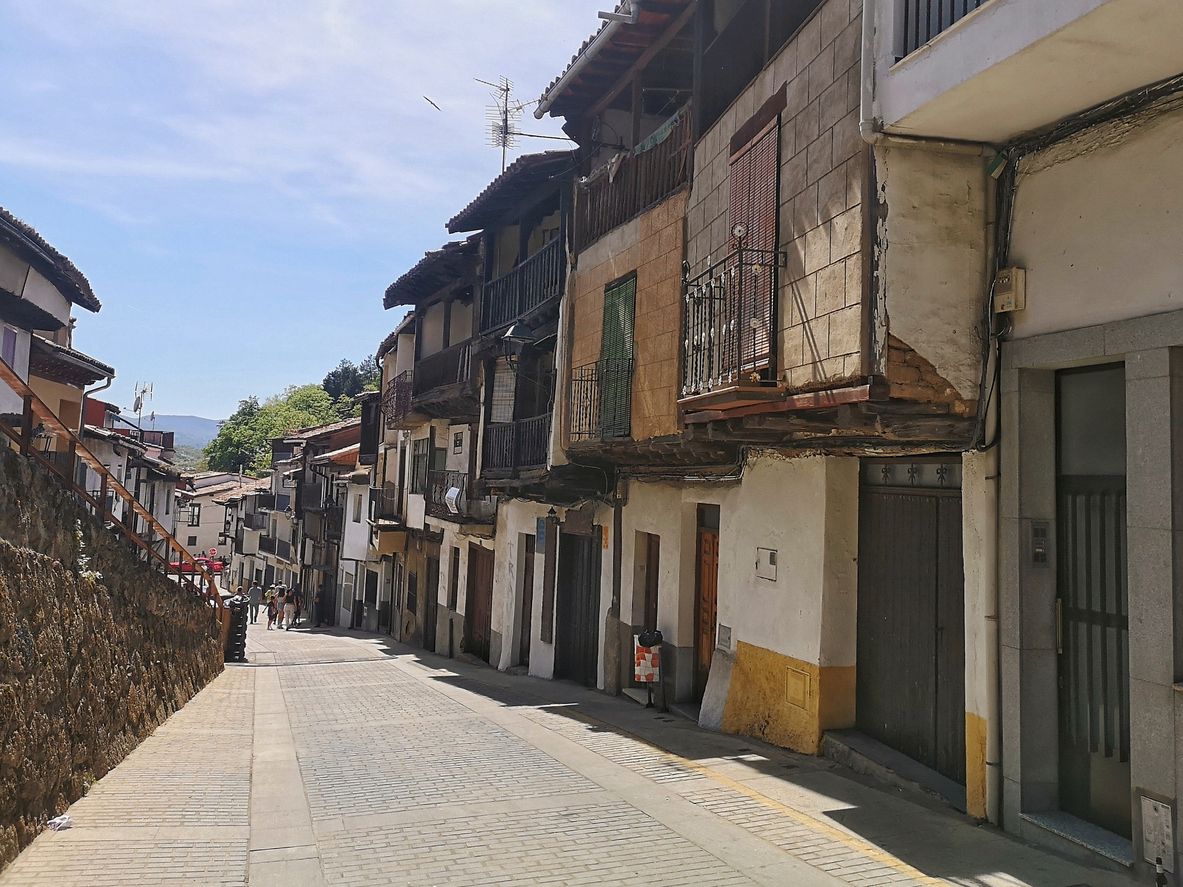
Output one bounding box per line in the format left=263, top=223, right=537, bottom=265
left=0, top=448, right=223, bottom=870
left=686, top=0, right=867, bottom=393
left=567, top=190, right=687, bottom=443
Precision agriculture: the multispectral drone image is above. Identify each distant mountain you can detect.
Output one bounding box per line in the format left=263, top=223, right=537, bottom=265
left=150, top=415, right=222, bottom=449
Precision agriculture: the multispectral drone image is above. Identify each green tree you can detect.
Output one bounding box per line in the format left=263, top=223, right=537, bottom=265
left=204, top=385, right=337, bottom=473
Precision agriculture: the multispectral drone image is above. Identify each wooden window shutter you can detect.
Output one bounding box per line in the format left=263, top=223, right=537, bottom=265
left=727, top=121, right=780, bottom=374
left=489, top=358, right=515, bottom=423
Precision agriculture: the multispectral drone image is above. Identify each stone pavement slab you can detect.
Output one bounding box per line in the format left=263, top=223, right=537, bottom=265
left=0, top=621, right=1140, bottom=887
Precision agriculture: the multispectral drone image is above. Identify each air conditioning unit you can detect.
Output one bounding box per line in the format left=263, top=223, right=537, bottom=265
left=994, top=267, right=1027, bottom=313
left=444, top=486, right=463, bottom=514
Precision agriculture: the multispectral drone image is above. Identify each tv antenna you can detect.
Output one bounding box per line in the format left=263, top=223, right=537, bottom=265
left=476, top=75, right=573, bottom=173
left=132, top=381, right=154, bottom=427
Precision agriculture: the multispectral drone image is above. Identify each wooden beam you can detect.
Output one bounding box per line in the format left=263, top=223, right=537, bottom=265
left=684, top=383, right=873, bottom=424
left=587, top=2, right=699, bottom=121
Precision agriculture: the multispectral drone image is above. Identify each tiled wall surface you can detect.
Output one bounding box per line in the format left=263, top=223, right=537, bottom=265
left=567, top=191, right=687, bottom=442
left=686, top=0, right=867, bottom=392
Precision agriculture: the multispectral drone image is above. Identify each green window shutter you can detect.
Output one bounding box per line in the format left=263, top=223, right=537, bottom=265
left=599, top=274, right=637, bottom=438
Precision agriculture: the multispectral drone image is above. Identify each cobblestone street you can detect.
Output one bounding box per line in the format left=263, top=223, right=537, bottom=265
left=0, top=623, right=1137, bottom=887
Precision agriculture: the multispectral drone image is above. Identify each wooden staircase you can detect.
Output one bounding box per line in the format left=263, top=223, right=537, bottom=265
left=0, top=357, right=230, bottom=648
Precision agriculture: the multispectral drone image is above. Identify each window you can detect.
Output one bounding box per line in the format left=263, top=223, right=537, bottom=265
left=1, top=326, right=15, bottom=367
left=188, top=503, right=201, bottom=526
left=352, top=493, right=363, bottom=523
left=410, top=438, right=430, bottom=494
left=187, top=535, right=198, bottom=547
left=453, top=431, right=464, bottom=454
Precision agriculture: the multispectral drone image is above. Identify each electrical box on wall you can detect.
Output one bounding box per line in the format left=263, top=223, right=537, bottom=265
left=994, top=267, right=1027, bottom=313
left=756, top=547, right=777, bottom=581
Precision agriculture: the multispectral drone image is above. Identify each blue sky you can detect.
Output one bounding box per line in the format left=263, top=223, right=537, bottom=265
left=0, top=1, right=607, bottom=419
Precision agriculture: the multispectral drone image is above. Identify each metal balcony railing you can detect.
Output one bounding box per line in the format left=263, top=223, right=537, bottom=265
left=426, top=469, right=467, bottom=516
left=244, top=512, right=268, bottom=531
left=382, top=369, right=414, bottom=428
left=575, top=107, right=691, bottom=253
left=569, top=359, right=634, bottom=442
left=275, top=538, right=292, bottom=562
left=483, top=412, right=551, bottom=476
left=298, top=482, right=322, bottom=511
left=681, top=246, right=782, bottom=398
left=258, top=535, right=277, bottom=555
left=413, top=341, right=471, bottom=398
left=899, top=0, right=991, bottom=57
left=481, top=236, right=566, bottom=334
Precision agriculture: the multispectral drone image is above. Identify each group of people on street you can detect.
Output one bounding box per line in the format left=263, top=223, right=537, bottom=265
left=242, top=580, right=303, bottom=631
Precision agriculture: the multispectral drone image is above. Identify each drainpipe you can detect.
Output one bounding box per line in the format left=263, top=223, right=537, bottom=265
left=81, top=373, right=114, bottom=434
left=981, top=165, right=1002, bottom=828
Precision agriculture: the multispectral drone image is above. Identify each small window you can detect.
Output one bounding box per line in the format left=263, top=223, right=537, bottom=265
left=188, top=503, right=201, bottom=526
left=448, top=546, right=460, bottom=610
left=1, top=326, right=16, bottom=367
left=410, top=438, right=430, bottom=494
left=353, top=493, right=363, bottom=523
left=187, top=535, right=198, bottom=547
left=453, top=431, right=464, bottom=454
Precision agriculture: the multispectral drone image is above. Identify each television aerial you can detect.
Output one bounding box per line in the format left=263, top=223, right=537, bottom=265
left=476, top=75, right=573, bottom=173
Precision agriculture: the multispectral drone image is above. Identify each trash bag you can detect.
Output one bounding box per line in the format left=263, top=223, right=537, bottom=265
left=637, top=628, right=663, bottom=649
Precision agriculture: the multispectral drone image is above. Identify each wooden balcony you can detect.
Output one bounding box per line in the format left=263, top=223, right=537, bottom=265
left=382, top=369, right=415, bottom=429
left=574, top=107, right=691, bottom=253
left=482, top=412, right=551, bottom=478
left=411, top=341, right=478, bottom=419
left=481, top=236, right=565, bottom=335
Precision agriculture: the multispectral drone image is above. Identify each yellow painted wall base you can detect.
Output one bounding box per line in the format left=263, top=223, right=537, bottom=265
left=964, top=712, right=988, bottom=820
left=720, top=641, right=855, bottom=755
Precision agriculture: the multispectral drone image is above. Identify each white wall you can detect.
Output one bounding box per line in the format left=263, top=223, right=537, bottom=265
left=490, top=500, right=552, bottom=673
left=874, top=145, right=987, bottom=398
left=1008, top=102, right=1183, bottom=340
left=341, top=481, right=371, bottom=562
left=0, top=324, right=31, bottom=414
left=420, top=302, right=446, bottom=357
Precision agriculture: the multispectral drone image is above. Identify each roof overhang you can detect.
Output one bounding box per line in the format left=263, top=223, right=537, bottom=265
left=0, top=206, right=101, bottom=312
left=0, top=286, right=64, bottom=331
left=535, top=0, right=695, bottom=120
left=28, top=335, right=114, bottom=386
left=446, top=151, right=575, bottom=233
left=383, top=236, right=480, bottom=310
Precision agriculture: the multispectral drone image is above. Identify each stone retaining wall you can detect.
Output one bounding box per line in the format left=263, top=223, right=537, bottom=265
left=0, top=448, right=222, bottom=869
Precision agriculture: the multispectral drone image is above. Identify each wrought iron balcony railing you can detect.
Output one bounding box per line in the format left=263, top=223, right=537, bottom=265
left=575, top=106, right=691, bottom=253
left=382, top=369, right=414, bottom=428
left=257, top=535, right=276, bottom=555
left=483, top=412, right=551, bottom=477
left=244, top=511, right=268, bottom=531
left=569, top=359, right=634, bottom=442
left=426, top=469, right=468, bottom=516
left=899, top=0, right=990, bottom=58
left=681, top=246, right=781, bottom=399
left=413, top=341, right=471, bottom=398
left=481, top=236, right=566, bottom=334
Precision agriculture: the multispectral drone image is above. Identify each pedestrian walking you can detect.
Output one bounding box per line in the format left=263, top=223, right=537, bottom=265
left=266, top=595, right=277, bottom=630
left=283, top=591, right=296, bottom=631
left=247, top=580, right=263, bottom=623
left=293, top=591, right=303, bottom=626
left=314, top=591, right=323, bottom=628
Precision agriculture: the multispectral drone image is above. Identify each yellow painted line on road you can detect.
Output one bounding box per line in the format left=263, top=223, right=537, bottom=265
left=563, top=709, right=946, bottom=886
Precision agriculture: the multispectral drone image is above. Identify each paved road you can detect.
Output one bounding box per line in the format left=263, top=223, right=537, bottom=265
left=0, top=622, right=1133, bottom=886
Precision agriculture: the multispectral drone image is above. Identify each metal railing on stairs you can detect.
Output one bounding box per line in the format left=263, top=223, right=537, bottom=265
left=0, top=356, right=229, bottom=646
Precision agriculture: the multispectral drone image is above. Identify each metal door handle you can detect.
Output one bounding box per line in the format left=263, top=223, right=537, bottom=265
left=1055, top=598, right=1063, bottom=655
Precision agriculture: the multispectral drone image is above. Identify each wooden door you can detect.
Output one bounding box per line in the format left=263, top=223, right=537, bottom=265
left=694, top=529, right=719, bottom=701
left=465, top=544, right=494, bottom=662
left=643, top=533, right=660, bottom=631
left=555, top=532, right=600, bottom=686
left=519, top=536, right=536, bottom=666
left=1056, top=365, right=1130, bottom=837
left=857, top=484, right=965, bottom=786
left=424, top=555, right=439, bottom=653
